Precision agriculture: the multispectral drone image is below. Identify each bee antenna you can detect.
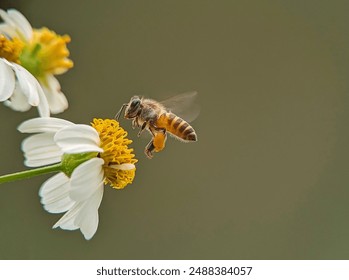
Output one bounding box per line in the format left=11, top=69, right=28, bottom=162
left=114, top=103, right=128, bottom=120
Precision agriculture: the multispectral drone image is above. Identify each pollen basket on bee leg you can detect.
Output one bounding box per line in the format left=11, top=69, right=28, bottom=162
left=153, top=132, right=167, bottom=152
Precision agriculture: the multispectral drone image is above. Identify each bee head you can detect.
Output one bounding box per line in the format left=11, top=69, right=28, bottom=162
left=125, top=96, right=142, bottom=118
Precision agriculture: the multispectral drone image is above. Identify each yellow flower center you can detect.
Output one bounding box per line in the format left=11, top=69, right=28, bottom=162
left=19, top=27, right=73, bottom=78
left=0, top=35, right=23, bottom=63
left=91, top=118, right=137, bottom=189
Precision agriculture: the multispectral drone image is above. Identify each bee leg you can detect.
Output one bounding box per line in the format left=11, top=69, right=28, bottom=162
left=152, top=130, right=167, bottom=153
left=144, top=140, right=155, bottom=159
left=137, top=122, right=147, bottom=137
left=131, top=118, right=138, bottom=129
left=114, top=103, right=128, bottom=120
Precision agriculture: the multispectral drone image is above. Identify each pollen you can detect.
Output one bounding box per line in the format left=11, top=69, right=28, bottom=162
left=19, top=27, right=73, bottom=77
left=91, top=118, right=137, bottom=189
left=0, top=35, right=24, bottom=63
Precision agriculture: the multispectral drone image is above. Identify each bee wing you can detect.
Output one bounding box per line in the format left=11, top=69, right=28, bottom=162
left=160, top=91, right=200, bottom=123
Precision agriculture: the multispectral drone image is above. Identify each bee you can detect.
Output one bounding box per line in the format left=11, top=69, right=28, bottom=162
left=115, top=92, right=199, bottom=159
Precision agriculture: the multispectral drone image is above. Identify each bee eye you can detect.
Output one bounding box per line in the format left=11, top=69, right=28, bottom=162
left=131, top=99, right=140, bottom=107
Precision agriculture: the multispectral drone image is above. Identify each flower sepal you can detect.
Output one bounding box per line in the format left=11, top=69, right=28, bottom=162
left=61, top=152, right=98, bottom=177
left=19, top=43, right=42, bottom=76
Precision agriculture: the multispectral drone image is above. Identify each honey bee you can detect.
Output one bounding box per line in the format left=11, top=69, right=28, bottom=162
left=115, top=92, right=199, bottom=159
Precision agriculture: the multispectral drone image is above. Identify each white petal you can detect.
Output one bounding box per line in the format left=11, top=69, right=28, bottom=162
left=7, top=9, right=33, bottom=41
left=80, top=210, right=99, bottom=240
left=11, top=63, right=40, bottom=106
left=75, top=186, right=104, bottom=240
left=110, top=163, right=136, bottom=171
left=69, top=158, right=104, bottom=202
left=18, top=117, right=74, bottom=133
left=0, top=9, right=16, bottom=29
left=54, top=125, right=103, bottom=154
left=53, top=180, right=104, bottom=239
left=4, top=82, right=31, bottom=112
left=2, top=62, right=44, bottom=113
left=39, top=173, right=74, bottom=214
left=0, top=23, right=16, bottom=38
left=21, top=133, right=62, bottom=167
left=36, top=82, right=50, bottom=117
left=53, top=202, right=81, bottom=231
left=39, top=172, right=68, bottom=196
left=0, top=59, right=15, bottom=101
left=42, top=75, right=68, bottom=114
left=22, top=133, right=56, bottom=153
left=0, top=9, right=32, bottom=41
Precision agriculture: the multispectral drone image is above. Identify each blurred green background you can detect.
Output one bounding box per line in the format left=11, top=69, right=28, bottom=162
left=1, top=0, right=349, bottom=259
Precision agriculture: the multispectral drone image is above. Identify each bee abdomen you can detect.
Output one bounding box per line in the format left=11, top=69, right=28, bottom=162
left=161, top=112, right=197, bottom=142
left=184, top=130, right=197, bottom=141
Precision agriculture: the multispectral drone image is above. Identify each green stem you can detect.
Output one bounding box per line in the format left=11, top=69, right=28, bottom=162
left=0, top=163, right=62, bottom=184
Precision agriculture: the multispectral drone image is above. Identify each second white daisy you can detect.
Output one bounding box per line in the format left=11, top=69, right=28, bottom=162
left=0, top=9, right=73, bottom=115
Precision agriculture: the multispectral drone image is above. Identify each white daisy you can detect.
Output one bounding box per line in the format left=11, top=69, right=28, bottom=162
left=18, top=117, right=137, bottom=240
left=0, top=9, right=73, bottom=115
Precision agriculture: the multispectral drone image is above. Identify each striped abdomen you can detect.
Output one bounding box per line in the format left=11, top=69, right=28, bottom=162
left=157, top=112, right=197, bottom=142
